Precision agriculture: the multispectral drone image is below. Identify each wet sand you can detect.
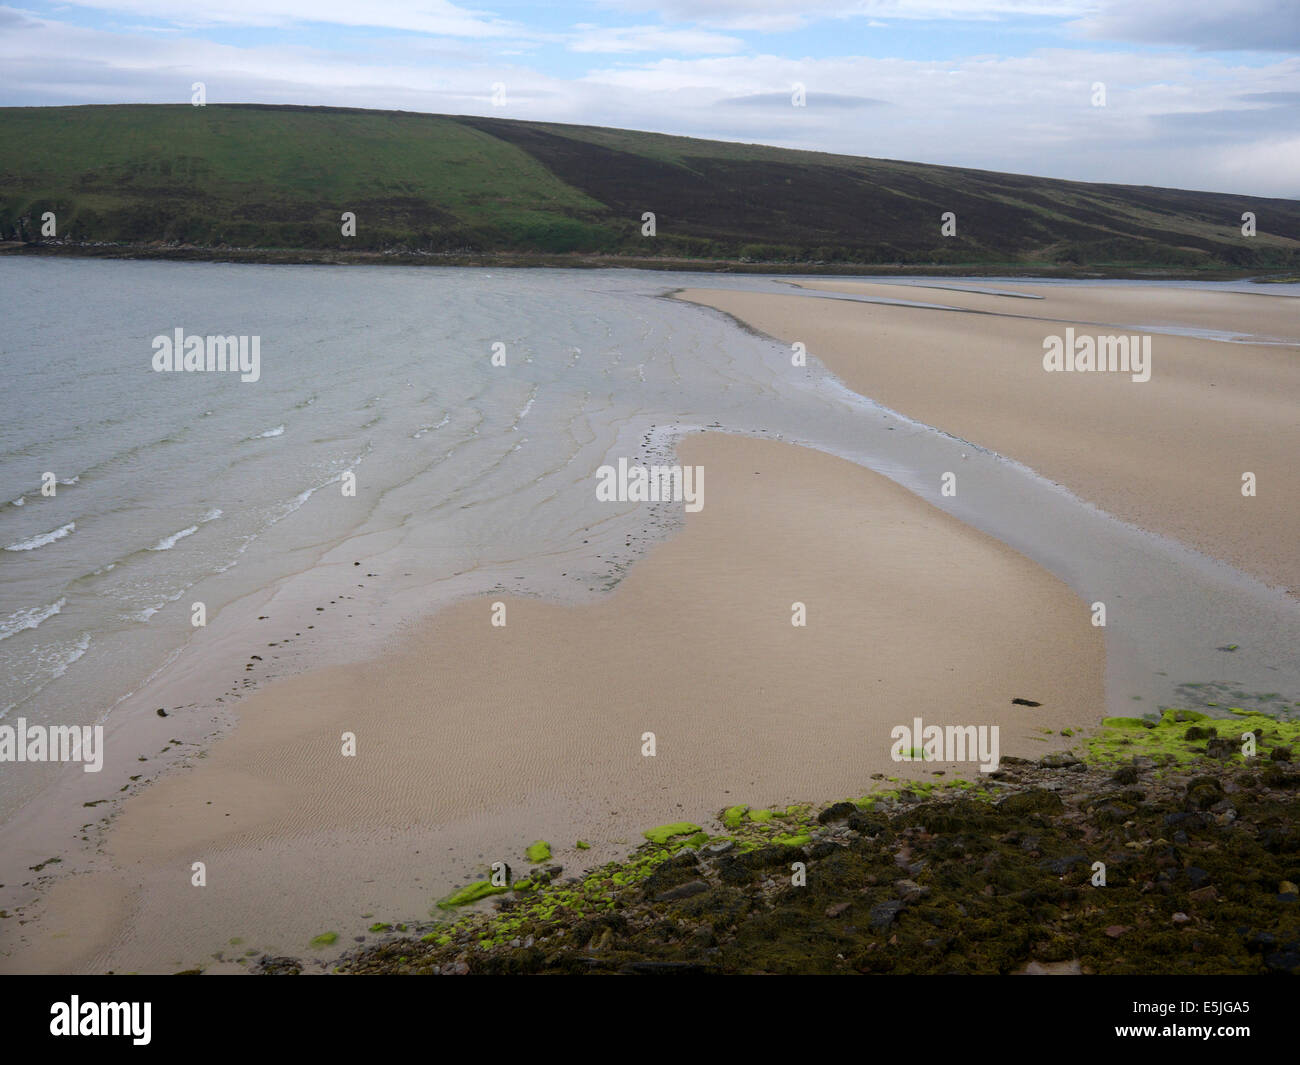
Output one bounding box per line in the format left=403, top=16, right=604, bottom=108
left=677, top=283, right=1300, bottom=596
left=0, top=433, right=1104, bottom=973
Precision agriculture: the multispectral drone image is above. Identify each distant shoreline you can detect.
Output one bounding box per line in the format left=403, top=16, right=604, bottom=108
left=3, top=241, right=1291, bottom=282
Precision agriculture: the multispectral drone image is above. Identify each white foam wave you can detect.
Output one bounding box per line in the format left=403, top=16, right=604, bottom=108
left=0, top=598, right=67, bottom=641
left=150, top=525, right=198, bottom=551
left=5, top=521, right=75, bottom=551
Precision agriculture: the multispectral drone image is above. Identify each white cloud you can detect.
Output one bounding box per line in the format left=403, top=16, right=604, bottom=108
left=2, top=6, right=1297, bottom=196
left=1073, top=0, right=1300, bottom=51
left=567, top=24, right=744, bottom=54
left=40, top=0, right=522, bottom=36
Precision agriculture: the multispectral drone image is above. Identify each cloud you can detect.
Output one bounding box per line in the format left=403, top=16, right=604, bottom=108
left=1073, top=0, right=1300, bottom=51
left=566, top=24, right=744, bottom=54
left=721, top=91, right=889, bottom=108
left=35, top=0, right=523, bottom=36
left=2, top=7, right=1298, bottom=196
left=594, top=1, right=1090, bottom=32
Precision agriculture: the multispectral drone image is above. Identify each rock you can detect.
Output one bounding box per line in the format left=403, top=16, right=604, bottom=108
left=1104, top=925, right=1130, bottom=938
left=999, top=789, right=1065, bottom=815
left=1042, top=854, right=1088, bottom=875
left=1172, top=912, right=1191, bottom=924
left=1038, top=753, right=1081, bottom=769
left=642, top=822, right=702, bottom=845
left=1185, top=776, right=1224, bottom=811
left=1185, top=866, right=1211, bottom=888
left=703, top=840, right=734, bottom=856
left=256, top=956, right=303, bottom=975
left=1281, top=881, right=1299, bottom=895
left=1188, top=886, right=1218, bottom=904
left=893, top=878, right=929, bottom=902
left=654, top=879, right=708, bottom=902
left=818, top=801, right=857, bottom=825
left=1018, top=959, right=1082, bottom=975
left=825, top=902, right=852, bottom=918
left=443, top=961, right=470, bottom=975
left=869, top=899, right=905, bottom=930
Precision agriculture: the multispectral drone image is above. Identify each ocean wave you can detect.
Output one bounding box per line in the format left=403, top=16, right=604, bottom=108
left=0, top=598, right=67, bottom=642
left=5, top=521, right=75, bottom=552
left=254, top=425, right=285, bottom=439
left=0, top=632, right=92, bottom=720
left=148, top=507, right=221, bottom=552
left=149, top=524, right=198, bottom=551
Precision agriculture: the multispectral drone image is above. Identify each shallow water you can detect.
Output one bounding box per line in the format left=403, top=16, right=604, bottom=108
left=1, top=260, right=1296, bottom=821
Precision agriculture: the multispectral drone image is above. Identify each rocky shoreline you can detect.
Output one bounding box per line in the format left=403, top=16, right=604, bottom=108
left=2, top=240, right=1285, bottom=282
left=246, top=708, right=1300, bottom=976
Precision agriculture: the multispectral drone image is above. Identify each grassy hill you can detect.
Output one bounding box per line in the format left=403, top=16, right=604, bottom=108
left=2, top=103, right=1298, bottom=272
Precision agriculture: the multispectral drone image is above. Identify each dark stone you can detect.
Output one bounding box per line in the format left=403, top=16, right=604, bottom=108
left=1263, top=946, right=1300, bottom=975
left=618, top=960, right=712, bottom=974
left=818, top=801, right=857, bottom=825
left=256, top=955, right=303, bottom=975
left=998, top=789, right=1065, bottom=815
left=654, top=879, right=709, bottom=902
left=1040, top=854, right=1088, bottom=875
left=1185, top=776, right=1224, bottom=810
left=869, top=899, right=905, bottom=930
left=1112, top=765, right=1139, bottom=785
left=1205, top=738, right=1237, bottom=760
left=847, top=810, right=889, bottom=836
left=717, top=858, right=754, bottom=885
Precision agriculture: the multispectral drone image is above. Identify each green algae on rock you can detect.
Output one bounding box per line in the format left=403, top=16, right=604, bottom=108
left=435, top=880, right=510, bottom=910
left=526, top=841, right=552, bottom=864
left=320, top=707, right=1300, bottom=976
left=643, top=822, right=702, bottom=844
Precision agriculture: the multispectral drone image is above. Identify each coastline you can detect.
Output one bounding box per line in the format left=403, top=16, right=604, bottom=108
left=0, top=432, right=1105, bottom=973
left=2, top=273, right=1295, bottom=976
left=675, top=283, right=1300, bottom=597
left=2, top=241, right=1292, bottom=282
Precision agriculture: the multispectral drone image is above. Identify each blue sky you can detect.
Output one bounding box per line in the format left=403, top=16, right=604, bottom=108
left=2, top=1, right=1297, bottom=195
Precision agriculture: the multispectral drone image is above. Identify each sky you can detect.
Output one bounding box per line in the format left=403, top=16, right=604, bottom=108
left=1, top=0, right=1297, bottom=196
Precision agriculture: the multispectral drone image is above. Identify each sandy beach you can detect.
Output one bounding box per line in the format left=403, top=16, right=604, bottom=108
left=676, top=283, right=1300, bottom=596
left=0, top=432, right=1103, bottom=973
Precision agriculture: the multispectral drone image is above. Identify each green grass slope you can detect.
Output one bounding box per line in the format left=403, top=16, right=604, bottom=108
left=2, top=103, right=1298, bottom=270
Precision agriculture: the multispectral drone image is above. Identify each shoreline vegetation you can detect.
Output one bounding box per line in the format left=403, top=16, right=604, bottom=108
left=259, top=708, right=1300, bottom=976
left=2, top=241, right=1296, bottom=281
